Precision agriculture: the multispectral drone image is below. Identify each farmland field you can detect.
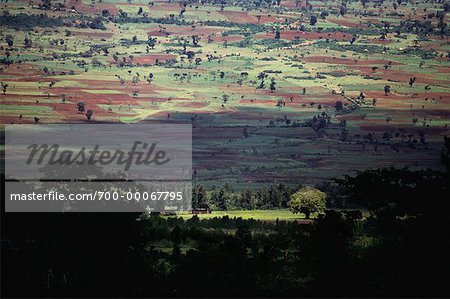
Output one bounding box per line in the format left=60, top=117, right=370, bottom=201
left=1, top=0, right=449, bottom=190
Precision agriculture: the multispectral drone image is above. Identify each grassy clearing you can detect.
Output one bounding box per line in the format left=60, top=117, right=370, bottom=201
left=167, top=209, right=311, bottom=221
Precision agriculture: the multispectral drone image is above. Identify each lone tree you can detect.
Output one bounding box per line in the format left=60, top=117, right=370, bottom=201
left=24, top=37, right=32, bottom=49
left=275, top=30, right=281, bottom=39
left=5, top=35, right=14, bottom=47
left=147, top=73, right=154, bottom=84
left=288, top=186, right=326, bottom=219
left=270, top=78, right=276, bottom=93
left=1, top=82, right=8, bottom=95
left=77, top=101, right=86, bottom=113
left=310, top=15, right=318, bottom=26
left=320, top=11, right=329, bottom=19
left=86, top=109, right=93, bottom=120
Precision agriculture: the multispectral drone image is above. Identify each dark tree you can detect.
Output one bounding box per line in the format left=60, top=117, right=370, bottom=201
left=270, top=79, right=276, bottom=93
left=40, top=0, right=51, bottom=10
left=86, top=109, right=93, bottom=120
left=147, top=37, right=157, bottom=49
left=275, top=30, right=281, bottom=39
left=192, top=185, right=208, bottom=209
left=77, top=101, right=86, bottom=113
left=192, top=35, right=199, bottom=46
left=320, top=11, right=329, bottom=19
left=1, top=82, right=8, bottom=95
left=5, top=35, right=14, bottom=47
left=24, top=37, right=32, bottom=48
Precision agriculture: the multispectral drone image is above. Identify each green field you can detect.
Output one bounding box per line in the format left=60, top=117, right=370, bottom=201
left=167, top=209, right=311, bottom=221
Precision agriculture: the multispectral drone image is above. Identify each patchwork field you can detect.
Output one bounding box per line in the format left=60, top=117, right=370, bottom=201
left=1, top=0, right=449, bottom=189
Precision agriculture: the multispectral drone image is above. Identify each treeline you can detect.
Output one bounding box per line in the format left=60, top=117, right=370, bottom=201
left=0, top=12, right=64, bottom=29
left=0, top=12, right=105, bottom=30
left=192, top=177, right=349, bottom=211
left=192, top=183, right=301, bottom=210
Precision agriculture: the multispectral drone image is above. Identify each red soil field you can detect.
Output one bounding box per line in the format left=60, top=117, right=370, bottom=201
left=131, top=54, right=177, bottom=65
left=1, top=64, right=44, bottom=78
left=353, top=67, right=450, bottom=85
left=215, top=35, right=244, bottom=43
left=220, top=11, right=256, bottom=23
left=150, top=2, right=180, bottom=11
left=147, top=30, right=171, bottom=37
left=148, top=26, right=221, bottom=38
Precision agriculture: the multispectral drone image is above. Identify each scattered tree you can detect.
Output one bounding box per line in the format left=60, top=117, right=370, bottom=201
left=335, top=101, right=344, bottom=111
left=275, top=30, right=281, bottom=39
left=86, top=109, right=93, bottom=120
left=5, top=35, right=14, bottom=47
left=270, top=79, right=276, bottom=93
left=77, top=101, right=86, bottom=113
left=1, top=82, right=8, bottom=95
left=24, top=37, right=32, bottom=48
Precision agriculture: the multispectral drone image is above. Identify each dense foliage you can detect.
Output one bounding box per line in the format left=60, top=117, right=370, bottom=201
left=192, top=183, right=298, bottom=210
left=2, top=159, right=449, bottom=296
